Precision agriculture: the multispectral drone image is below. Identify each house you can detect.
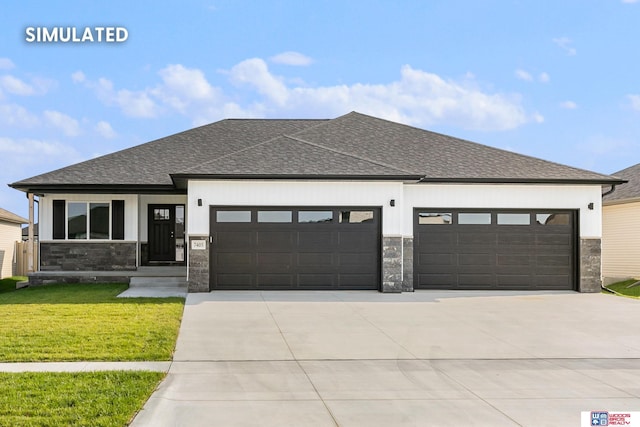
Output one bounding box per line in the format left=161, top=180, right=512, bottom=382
left=0, top=207, right=28, bottom=278
left=602, top=163, right=640, bottom=284
left=21, top=224, right=39, bottom=242
left=9, top=112, right=623, bottom=292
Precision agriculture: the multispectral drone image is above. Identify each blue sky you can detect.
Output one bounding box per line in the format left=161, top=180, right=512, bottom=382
left=1, top=0, right=640, bottom=218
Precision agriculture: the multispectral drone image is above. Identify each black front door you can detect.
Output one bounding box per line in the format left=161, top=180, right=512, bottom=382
left=148, top=205, right=176, bottom=262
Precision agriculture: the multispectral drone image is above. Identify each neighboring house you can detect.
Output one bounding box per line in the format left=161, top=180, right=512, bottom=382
left=0, top=208, right=28, bottom=278
left=9, top=112, right=623, bottom=292
left=602, top=163, right=640, bottom=283
left=21, top=224, right=39, bottom=242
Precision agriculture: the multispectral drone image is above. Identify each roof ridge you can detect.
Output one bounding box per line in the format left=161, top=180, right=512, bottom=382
left=178, top=132, right=292, bottom=174
left=282, top=134, right=415, bottom=175
left=343, top=111, right=618, bottom=181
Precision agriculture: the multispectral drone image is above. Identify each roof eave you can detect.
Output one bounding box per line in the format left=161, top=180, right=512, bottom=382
left=417, top=177, right=627, bottom=185
left=171, top=173, right=423, bottom=182
left=8, top=183, right=183, bottom=195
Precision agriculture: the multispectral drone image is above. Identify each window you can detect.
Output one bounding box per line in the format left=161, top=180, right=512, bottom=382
left=497, top=213, right=530, bottom=225
left=536, top=213, right=570, bottom=225
left=258, top=210, right=292, bottom=223
left=418, top=212, right=452, bottom=225
left=216, top=211, right=251, bottom=223
left=89, top=203, right=110, bottom=239
left=153, top=208, right=171, bottom=220
left=63, top=201, right=120, bottom=240
left=458, top=213, right=491, bottom=225
left=53, top=200, right=124, bottom=241
left=339, top=210, right=374, bottom=223
left=299, top=211, right=333, bottom=223
left=68, top=202, right=87, bottom=239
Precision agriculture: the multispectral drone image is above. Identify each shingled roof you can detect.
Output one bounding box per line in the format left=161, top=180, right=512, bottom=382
left=0, top=207, right=28, bottom=224
left=10, top=111, right=622, bottom=193
left=604, top=163, right=640, bottom=204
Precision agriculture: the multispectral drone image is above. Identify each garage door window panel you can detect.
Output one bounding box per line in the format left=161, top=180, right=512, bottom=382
left=216, top=211, right=251, bottom=223
left=299, top=211, right=333, bottom=223
left=458, top=213, right=491, bottom=225
left=536, top=213, right=570, bottom=226
left=339, top=210, right=374, bottom=223
left=258, top=211, right=292, bottom=223
left=418, top=212, right=452, bottom=225
left=497, top=213, right=530, bottom=225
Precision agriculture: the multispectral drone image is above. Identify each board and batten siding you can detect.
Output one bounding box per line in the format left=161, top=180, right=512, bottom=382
left=187, top=180, right=603, bottom=238
left=39, top=194, right=139, bottom=241
left=602, top=201, right=640, bottom=280
left=0, top=221, right=22, bottom=278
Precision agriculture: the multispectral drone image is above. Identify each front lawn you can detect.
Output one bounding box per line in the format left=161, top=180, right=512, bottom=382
left=603, top=279, right=640, bottom=299
left=0, top=283, right=184, bottom=362
left=0, top=371, right=164, bottom=427
left=0, top=276, right=26, bottom=294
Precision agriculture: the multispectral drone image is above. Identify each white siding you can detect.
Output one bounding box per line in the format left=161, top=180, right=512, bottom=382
left=0, top=221, right=22, bottom=278
left=188, top=180, right=403, bottom=235
left=39, top=194, right=139, bottom=241
left=188, top=180, right=602, bottom=239
left=602, top=202, right=640, bottom=279
left=404, top=184, right=602, bottom=238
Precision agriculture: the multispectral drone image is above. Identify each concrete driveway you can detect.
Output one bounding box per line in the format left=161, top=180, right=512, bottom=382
left=131, top=291, right=640, bottom=426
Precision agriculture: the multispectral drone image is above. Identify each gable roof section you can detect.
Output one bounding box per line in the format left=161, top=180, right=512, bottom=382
left=10, top=118, right=323, bottom=191
left=0, top=207, right=28, bottom=224
left=10, top=111, right=622, bottom=193
left=604, top=163, right=640, bottom=204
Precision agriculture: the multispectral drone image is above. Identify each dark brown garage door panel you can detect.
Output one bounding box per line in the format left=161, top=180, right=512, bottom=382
left=210, top=207, right=381, bottom=290
left=414, top=210, right=576, bottom=290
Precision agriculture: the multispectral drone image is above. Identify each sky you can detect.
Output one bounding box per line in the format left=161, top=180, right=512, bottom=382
left=1, top=0, right=640, bottom=218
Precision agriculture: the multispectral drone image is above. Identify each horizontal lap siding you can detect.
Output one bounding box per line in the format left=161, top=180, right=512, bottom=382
left=602, top=202, right=640, bottom=279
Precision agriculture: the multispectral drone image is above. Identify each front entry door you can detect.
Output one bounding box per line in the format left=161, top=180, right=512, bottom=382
left=148, top=205, right=185, bottom=263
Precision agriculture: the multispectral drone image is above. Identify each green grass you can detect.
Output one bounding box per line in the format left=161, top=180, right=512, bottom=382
left=0, top=283, right=184, bottom=362
left=603, top=279, right=640, bottom=299
left=0, top=371, right=164, bottom=427
left=0, top=276, right=27, bottom=294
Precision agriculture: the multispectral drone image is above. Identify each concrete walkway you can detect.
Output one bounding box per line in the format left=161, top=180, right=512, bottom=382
left=130, top=291, right=640, bottom=427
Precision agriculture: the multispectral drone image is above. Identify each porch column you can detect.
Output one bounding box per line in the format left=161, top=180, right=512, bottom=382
left=27, top=192, right=35, bottom=273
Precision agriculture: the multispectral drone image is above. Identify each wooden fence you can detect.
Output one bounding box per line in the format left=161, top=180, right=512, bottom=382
left=14, top=241, right=38, bottom=276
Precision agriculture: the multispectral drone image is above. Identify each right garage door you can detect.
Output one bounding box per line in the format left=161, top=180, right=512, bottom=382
left=414, top=210, right=577, bottom=290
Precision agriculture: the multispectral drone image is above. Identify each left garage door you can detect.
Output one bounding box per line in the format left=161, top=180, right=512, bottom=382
left=209, top=207, right=381, bottom=290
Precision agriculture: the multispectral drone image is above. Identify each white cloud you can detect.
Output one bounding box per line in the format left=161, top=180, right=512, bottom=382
left=87, top=77, right=159, bottom=118
left=153, top=64, right=219, bottom=112
left=0, top=103, right=40, bottom=127
left=229, top=61, right=532, bottom=131
left=95, top=120, right=117, bottom=138
left=628, top=94, right=640, bottom=111
left=515, top=69, right=533, bottom=81
left=270, top=51, right=313, bottom=66
left=560, top=100, right=577, bottom=109
left=0, top=136, right=83, bottom=178
left=0, top=58, right=15, bottom=70
left=78, top=59, right=536, bottom=131
left=44, top=110, right=81, bottom=136
left=230, top=58, right=290, bottom=106
left=538, top=72, right=550, bottom=83
left=0, top=75, right=35, bottom=96
left=553, top=37, right=577, bottom=56
left=71, top=70, right=86, bottom=83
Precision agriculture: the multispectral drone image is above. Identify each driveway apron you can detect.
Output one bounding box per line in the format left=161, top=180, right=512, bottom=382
left=131, top=291, right=640, bottom=427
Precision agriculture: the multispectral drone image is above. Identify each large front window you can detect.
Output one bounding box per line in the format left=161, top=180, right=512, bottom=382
left=67, top=202, right=111, bottom=240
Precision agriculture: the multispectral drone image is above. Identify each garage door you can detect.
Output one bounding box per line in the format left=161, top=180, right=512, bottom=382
left=414, top=210, right=576, bottom=290
left=210, top=207, right=381, bottom=290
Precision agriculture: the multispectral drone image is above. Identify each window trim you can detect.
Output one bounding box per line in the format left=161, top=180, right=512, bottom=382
left=53, top=200, right=126, bottom=241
